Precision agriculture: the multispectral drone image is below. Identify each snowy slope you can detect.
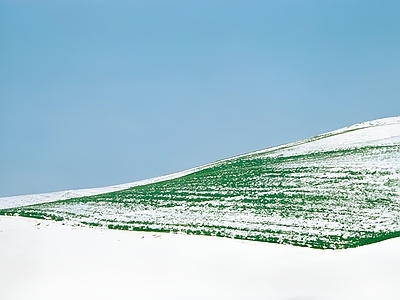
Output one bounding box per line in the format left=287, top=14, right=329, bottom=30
left=1, top=116, right=399, bottom=249
left=2, top=116, right=399, bottom=210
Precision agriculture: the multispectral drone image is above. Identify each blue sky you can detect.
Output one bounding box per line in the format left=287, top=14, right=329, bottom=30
left=1, top=1, right=400, bottom=197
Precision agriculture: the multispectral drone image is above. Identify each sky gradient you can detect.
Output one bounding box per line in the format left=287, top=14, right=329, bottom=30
left=1, top=1, right=400, bottom=197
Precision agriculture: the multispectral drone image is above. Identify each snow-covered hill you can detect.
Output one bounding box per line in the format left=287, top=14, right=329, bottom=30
left=1, top=116, right=400, bottom=249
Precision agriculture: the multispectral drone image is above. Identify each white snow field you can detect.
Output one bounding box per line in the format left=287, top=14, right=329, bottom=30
left=1, top=215, right=400, bottom=300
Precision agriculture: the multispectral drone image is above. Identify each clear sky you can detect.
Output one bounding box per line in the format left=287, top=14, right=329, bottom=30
left=1, top=1, right=399, bottom=197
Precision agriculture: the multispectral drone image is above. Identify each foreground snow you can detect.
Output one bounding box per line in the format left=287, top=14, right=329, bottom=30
left=1, top=215, right=399, bottom=300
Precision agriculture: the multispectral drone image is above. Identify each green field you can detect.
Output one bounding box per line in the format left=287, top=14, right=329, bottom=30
left=2, top=140, right=399, bottom=249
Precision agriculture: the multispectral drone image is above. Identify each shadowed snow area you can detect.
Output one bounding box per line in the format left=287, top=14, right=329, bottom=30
left=1, top=116, right=400, bottom=249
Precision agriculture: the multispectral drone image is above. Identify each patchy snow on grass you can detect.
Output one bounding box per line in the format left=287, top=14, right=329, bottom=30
left=1, top=117, right=399, bottom=209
